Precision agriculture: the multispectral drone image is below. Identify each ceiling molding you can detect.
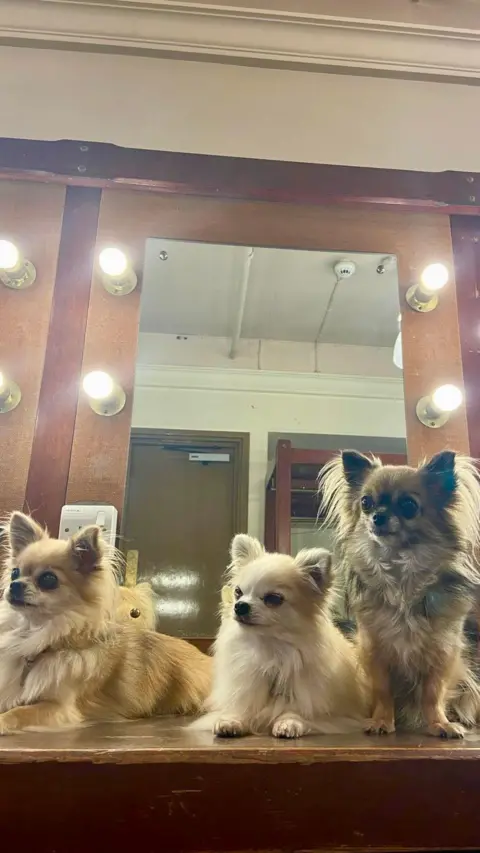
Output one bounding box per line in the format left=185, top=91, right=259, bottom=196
left=135, top=364, right=405, bottom=402
left=2, top=0, right=480, bottom=82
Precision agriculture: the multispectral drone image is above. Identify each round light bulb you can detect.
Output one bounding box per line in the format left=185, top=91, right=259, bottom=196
left=420, top=263, right=448, bottom=293
left=99, top=248, right=128, bottom=278
left=432, top=384, right=463, bottom=413
left=0, top=240, right=20, bottom=271
left=83, top=371, right=114, bottom=401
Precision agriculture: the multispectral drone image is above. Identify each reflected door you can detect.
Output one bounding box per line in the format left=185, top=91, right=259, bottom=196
left=122, top=430, right=248, bottom=642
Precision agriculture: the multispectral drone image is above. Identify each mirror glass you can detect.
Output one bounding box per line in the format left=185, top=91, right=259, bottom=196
left=123, top=239, right=405, bottom=639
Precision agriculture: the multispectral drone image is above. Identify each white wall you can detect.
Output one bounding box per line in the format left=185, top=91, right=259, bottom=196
left=1, top=46, right=480, bottom=171
left=133, top=335, right=405, bottom=538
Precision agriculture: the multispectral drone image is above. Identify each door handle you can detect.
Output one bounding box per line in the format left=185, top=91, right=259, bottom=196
left=125, top=550, right=139, bottom=587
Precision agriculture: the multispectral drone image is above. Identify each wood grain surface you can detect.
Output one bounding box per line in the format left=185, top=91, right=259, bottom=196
left=0, top=181, right=65, bottom=519
left=24, top=187, right=101, bottom=534
left=0, top=720, right=479, bottom=851
left=67, top=190, right=468, bottom=520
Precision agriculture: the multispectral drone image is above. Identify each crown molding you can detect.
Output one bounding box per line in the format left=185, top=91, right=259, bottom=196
left=1, top=0, right=480, bottom=82
left=135, top=363, right=405, bottom=402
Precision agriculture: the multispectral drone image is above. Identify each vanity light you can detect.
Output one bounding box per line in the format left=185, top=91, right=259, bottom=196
left=0, top=240, right=36, bottom=290
left=406, top=263, right=449, bottom=313
left=98, top=247, right=137, bottom=296
left=0, top=371, right=21, bottom=414
left=416, top=384, right=463, bottom=429
left=82, top=370, right=126, bottom=417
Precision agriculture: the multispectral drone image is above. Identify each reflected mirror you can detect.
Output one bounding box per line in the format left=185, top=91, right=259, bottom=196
left=123, top=240, right=405, bottom=641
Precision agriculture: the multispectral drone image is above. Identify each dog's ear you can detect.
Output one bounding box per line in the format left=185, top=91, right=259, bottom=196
left=8, top=512, right=46, bottom=558
left=342, top=450, right=375, bottom=488
left=230, top=534, right=264, bottom=569
left=295, top=548, right=332, bottom=593
left=70, top=526, right=103, bottom=573
left=421, top=450, right=457, bottom=508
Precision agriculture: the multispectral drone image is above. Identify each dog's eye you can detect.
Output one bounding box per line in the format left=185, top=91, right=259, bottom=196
left=234, top=586, right=243, bottom=599
left=361, top=495, right=374, bottom=512
left=263, top=592, right=284, bottom=608
left=11, top=568, right=20, bottom=581
left=37, top=571, right=59, bottom=591
left=398, top=496, right=419, bottom=520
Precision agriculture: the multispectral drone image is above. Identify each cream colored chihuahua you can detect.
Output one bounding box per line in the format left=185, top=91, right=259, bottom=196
left=193, top=535, right=369, bottom=738
left=0, top=512, right=211, bottom=734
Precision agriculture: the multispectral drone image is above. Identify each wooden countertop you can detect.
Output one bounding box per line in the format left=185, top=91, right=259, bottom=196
left=2, top=720, right=480, bottom=851
left=1, top=716, right=480, bottom=763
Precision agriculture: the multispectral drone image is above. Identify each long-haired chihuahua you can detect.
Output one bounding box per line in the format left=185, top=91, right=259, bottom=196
left=192, top=534, right=369, bottom=738
left=0, top=512, right=211, bottom=734
left=319, top=450, right=480, bottom=738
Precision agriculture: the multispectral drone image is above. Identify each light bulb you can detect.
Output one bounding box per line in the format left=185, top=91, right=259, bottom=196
left=83, top=371, right=114, bottom=401
left=420, top=263, right=448, bottom=293
left=432, top=384, right=463, bottom=413
left=99, top=248, right=128, bottom=278
left=0, top=240, right=19, bottom=271
left=0, top=372, right=4, bottom=392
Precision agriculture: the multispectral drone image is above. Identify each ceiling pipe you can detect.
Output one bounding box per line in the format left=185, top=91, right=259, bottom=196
left=229, top=247, right=254, bottom=359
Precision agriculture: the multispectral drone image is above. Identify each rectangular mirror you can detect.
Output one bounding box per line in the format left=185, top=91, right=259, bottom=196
left=123, top=239, right=405, bottom=640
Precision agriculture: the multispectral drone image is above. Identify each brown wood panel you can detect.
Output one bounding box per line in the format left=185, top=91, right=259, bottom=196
left=24, top=187, right=101, bottom=534
left=451, top=215, right=480, bottom=460
left=67, top=190, right=468, bottom=519
left=0, top=722, right=479, bottom=851
left=0, top=181, right=66, bottom=519
left=0, top=136, right=479, bottom=214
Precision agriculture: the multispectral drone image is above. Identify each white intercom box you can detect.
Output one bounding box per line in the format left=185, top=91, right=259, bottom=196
left=59, top=505, right=118, bottom=548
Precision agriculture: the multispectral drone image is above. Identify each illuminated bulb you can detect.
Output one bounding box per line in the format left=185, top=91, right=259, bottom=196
left=0, top=240, right=19, bottom=271
left=420, top=263, right=449, bottom=293
left=432, top=384, right=463, bottom=413
left=0, top=372, right=4, bottom=392
left=83, top=371, right=114, bottom=401
left=416, top=383, right=463, bottom=428
left=99, top=248, right=128, bottom=278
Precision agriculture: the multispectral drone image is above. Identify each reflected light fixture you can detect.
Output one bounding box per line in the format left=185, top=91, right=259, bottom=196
left=98, top=247, right=137, bottom=296
left=0, top=371, right=21, bottom=414
left=0, top=240, right=36, bottom=290
left=406, top=263, right=449, bottom=313
left=416, top=383, right=463, bottom=429
left=393, top=313, right=403, bottom=370
left=82, top=370, right=126, bottom=416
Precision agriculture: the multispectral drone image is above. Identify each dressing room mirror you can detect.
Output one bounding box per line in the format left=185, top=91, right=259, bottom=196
left=122, top=239, right=405, bottom=639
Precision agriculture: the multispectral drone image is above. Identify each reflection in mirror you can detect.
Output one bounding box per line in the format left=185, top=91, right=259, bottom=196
left=123, top=240, right=405, bottom=641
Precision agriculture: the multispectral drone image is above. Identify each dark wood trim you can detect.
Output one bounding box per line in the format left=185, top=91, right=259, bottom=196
left=451, top=215, right=480, bottom=460
left=0, top=137, right=480, bottom=213
left=24, top=186, right=102, bottom=534
left=274, top=440, right=292, bottom=554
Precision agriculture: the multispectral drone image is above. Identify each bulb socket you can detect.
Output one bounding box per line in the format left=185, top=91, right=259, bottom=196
left=0, top=379, right=21, bottom=414
left=416, top=395, right=451, bottom=429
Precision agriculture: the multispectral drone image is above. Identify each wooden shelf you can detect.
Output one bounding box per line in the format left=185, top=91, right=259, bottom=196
left=2, top=719, right=480, bottom=850
left=1, top=717, right=480, bottom=764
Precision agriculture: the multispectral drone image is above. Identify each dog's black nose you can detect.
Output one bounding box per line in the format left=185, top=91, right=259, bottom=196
left=373, top=512, right=388, bottom=527
left=234, top=600, right=250, bottom=617
left=8, top=581, right=25, bottom=602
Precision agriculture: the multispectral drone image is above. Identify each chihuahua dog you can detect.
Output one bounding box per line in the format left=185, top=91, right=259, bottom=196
left=320, top=450, right=480, bottom=738
left=192, top=534, right=369, bottom=738
left=0, top=512, right=211, bottom=734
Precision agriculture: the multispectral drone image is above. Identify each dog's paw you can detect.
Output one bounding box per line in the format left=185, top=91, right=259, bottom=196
left=213, top=718, right=246, bottom=738
left=272, top=718, right=305, bottom=739
left=427, top=720, right=465, bottom=740
left=364, top=717, right=395, bottom=736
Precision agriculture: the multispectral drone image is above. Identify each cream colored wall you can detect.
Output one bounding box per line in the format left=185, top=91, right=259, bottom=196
left=1, top=46, right=480, bottom=171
